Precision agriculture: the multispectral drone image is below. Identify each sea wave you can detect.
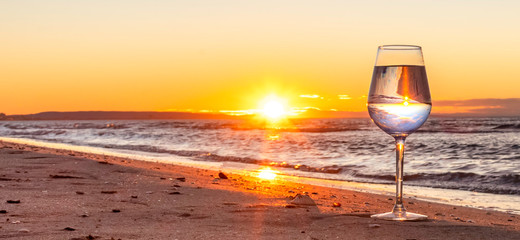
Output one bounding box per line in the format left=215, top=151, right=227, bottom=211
left=354, top=172, right=520, bottom=195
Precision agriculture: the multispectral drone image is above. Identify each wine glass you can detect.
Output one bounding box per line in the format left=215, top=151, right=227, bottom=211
left=367, top=45, right=432, bottom=221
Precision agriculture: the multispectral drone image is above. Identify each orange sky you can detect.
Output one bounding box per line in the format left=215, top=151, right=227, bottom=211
left=2, top=1, right=520, bottom=115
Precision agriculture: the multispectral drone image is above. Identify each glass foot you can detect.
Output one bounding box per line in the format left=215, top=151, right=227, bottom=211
left=371, top=211, right=427, bottom=221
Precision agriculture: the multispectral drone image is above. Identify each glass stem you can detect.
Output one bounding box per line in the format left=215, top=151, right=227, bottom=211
left=393, top=136, right=406, bottom=214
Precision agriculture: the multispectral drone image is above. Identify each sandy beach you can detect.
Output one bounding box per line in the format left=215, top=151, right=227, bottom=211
left=0, top=140, right=519, bottom=240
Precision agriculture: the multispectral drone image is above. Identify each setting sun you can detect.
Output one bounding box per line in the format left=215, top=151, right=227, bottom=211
left=261, top=96, right=287, bottom=120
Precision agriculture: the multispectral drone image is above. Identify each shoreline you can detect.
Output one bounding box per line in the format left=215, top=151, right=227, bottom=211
left=2, top=136, right=519, bottom=216
left=1, top=140, right=519, bottom=239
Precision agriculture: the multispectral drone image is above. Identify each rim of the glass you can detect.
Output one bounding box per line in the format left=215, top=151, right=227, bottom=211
left=379, top=45, right=421, bottom=50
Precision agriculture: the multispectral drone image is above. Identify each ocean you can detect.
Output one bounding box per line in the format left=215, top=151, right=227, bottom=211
left=1, top=117, right=519, bottom=213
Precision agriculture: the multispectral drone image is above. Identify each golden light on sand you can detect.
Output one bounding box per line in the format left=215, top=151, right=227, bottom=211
left=257, top=167, right=278, bottom=180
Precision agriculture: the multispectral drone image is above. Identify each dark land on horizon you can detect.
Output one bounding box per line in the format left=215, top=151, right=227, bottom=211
left=0, top=110, right=370, bottom=120
left=0, top=109, right=518, bottom=121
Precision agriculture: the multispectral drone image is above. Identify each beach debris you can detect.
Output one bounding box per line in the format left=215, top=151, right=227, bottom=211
left=223, top=202, right=238, bottom=206
left=131, top=195, right=138, bottom=198
left=301, top=231, right=305, bottom=233
left=98, top=161, right=112, bottom=165
left=112, top=209, right=121, bottom=213
left=311, top=192, right=318, bottom=195
left=508, top=219, right=513, bottom=222
left=285, top=204, right=297, bottom=208
left=160, top=177, right=166, bottom=180
left=332, top=202, right=342, bottom=208
left=7, top=151, right=25, bottom=154
left=0, top=210, right=7, bottom=214
left=368, top=224, right=381, bottom=228
left=64, top=227, right=76, bottom=231
left=467, top=219, right=474, bottom=223
left=176, top=177, right=186, bottom=182
left=18, top=228, right=30, bottom=233
left=290, top=194, right=316, bottom=206
left=7, top=200, right=21, bottom=204
left=145, top=191, right=153, bottom=194
left=0, top=177, right=14, bottom=181
left=11, top=220, right=21, bottom=224
left=50, top=174, right=83, bottom=179
left=76, top=191, right=85, bottom=195
left=69, top=235, right=99, bottom=240
left=218, top=172, right=228, bottom=179
left=169, top=191, right=181, bottom=195
left=81, top=214, right=89, bottom=218
left=101, top=191, right=117, bottom=194
left=173, top=184, right=181, bottom=187
left=178, top=213, right=191, bottom=217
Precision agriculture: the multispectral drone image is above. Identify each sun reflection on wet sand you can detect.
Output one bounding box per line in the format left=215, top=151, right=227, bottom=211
left=257, top=167, right=278, bottom=180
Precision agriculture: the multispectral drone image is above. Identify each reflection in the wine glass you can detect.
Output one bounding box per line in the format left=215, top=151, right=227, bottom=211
left=368, top=102, right=431, bottom=136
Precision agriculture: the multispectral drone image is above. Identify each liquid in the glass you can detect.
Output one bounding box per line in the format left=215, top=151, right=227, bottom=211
left=368, top=65, right=431, bottom=136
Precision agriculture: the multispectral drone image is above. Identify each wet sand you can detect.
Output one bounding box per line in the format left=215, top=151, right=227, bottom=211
left=0, top=140, right=519, bottom=239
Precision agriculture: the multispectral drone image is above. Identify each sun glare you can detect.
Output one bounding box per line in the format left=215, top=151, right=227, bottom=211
left=257, top=167, right=277, bottom=180
left=261, top=96, right=287, bottom=120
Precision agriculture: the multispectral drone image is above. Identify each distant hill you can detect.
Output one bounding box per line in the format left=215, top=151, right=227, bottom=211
left=1, top=110, right=370, bottom=120
left=2, top=111, right=240, bottom=120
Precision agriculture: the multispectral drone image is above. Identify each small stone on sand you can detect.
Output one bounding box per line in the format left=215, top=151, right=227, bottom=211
left=18, top=228, right=30, bottom=233
left=101, top=191, right=117, bottom=194
left=332, top=202, right=342, bottom=207
left=0, top=210, right=7, bottom=214
left=369, top=224, right=381, bottom=228
left=112, top=209, right=121, bottom=213
left=218, top=172, right=228, bottom=179
left=176, top=177, right=186, bottom=182
left=76, top=191, right=85, bottom=195
left=64, top=227, right=76, bottom=231
left=7, top=200, right=21, bottom=204
left=290, top=194, right=316, bottom=206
